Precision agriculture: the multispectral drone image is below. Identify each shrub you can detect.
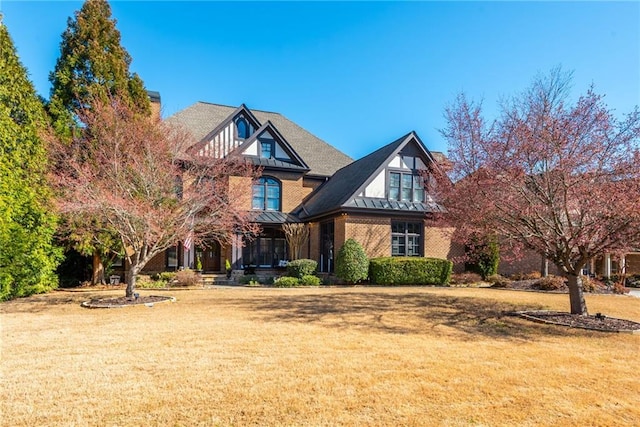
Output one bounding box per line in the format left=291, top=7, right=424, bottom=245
left=174, top=269, right=200, bottom=287
left=581, top=276, right=601, bottom=293
left=511, top=271, right=542, bottom=281
left=369, top=257, right=452, bottom=286
left=239, top=275, right=259, bottom=285
left=487, top=274, right=512, bottom=288
left=286, top=259, right=318, bottom=278
left=335, top=239, right=369, bottom=283
left=151, top=272, right=176, bottom=284
left=533, top=275, right=566, bottom=291
left=613, top=282, right=629, bottom=294
left=273, top=276, right=300, bottom=288
left=450, top=272, right=483, bottom=285
left=466, top=237, right=500, bottom=280
left=300, top=275, right=322, bottom=286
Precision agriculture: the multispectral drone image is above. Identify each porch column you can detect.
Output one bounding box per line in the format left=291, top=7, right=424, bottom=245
left=620, top=254, right=626, bottom=276
left=603, top=253, right=611, bottom=278
left=231, top=234, right=243, bottom=270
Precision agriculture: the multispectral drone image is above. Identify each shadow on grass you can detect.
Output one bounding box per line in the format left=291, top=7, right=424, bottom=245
left=227, top=291, right=597, bottom=341
left=0, top=292, right=99, bottom=313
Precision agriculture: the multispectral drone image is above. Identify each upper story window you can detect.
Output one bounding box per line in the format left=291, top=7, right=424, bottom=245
left=389, top=172, right=424, bottom=202
left=236, top=117, right=249, bottom=139
left=252, top=177, right=281, bottom=211
left=260, top=140, right=275, bottom=159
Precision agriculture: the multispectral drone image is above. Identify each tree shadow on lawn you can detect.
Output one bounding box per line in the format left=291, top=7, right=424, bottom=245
left=230, top=291, right=597, bottom=341
left=0, top=292, right=96, bottom=313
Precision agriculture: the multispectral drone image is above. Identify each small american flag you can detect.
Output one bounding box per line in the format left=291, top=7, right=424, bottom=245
left=183, top=232, right=193, bottom=250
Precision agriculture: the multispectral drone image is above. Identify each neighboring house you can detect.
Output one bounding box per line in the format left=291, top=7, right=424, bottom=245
left=131, top=100, right=462, bottom=276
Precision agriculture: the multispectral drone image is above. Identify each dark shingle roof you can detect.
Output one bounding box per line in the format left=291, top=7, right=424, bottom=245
left=167, top=102, right=352, bottom=177
left=298, top=131, right=445, bottom=219
left=299, top=133, right=411, bottom=219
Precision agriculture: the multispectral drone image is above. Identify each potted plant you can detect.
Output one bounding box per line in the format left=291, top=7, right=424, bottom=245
left=225, top=259, right=232, bottom=278
left=195, top=255, right=203, bottom=273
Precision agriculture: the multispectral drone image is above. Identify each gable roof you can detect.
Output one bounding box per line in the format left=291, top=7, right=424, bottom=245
left=298, top=131, right=444, bottom=219
left=237, top=120, right=310, bottom=171
left=167, top=102, right=352, bottom=177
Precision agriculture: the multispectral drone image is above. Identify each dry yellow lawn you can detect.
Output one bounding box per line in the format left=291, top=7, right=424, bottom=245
left=1, top=286, right=639, bottom=427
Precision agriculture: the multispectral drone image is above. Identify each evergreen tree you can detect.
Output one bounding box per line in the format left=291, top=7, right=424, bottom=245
left=0, top=20, right=61, bottom=300
left=48, top=0, right=150, bottom=284
left=48, top=0, right=149, bottom=141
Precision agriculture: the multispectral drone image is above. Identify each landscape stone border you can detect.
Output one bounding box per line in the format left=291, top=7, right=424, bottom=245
left=514, top=310, right=640, bottom=334
left=81, top=295, right=176, bottom=309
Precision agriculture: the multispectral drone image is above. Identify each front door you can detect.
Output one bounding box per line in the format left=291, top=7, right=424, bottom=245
left=198, top=242, right=221, bottom=272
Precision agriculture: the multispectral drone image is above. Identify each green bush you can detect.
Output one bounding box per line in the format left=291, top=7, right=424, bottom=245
left=239, top=275, right=259, bottom=285
left=300, top=275, right=322, bottom=286
left=335, top=239, right=369, bottom=283
left=465, top=237, right=500, bottom=280
left=286, top=259, right=317, bottom=278
left=273, top=276, right=300, bottom=288
left=369, top=257, right=452, bottom=286
left=151, top=272, right=176, bottom=284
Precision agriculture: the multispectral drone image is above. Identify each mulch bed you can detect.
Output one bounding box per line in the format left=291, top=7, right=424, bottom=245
left=82, top=295, right=175, bottom=308
left=516, top=311, right=640, bottom=333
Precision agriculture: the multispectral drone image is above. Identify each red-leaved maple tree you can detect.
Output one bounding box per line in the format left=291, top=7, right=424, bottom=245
left=438, top=68, right=640, bottom=315
left=49, top=95, right=259, bottom=297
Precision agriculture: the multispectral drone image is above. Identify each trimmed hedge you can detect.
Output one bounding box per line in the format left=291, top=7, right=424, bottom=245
left=286, top=259, right=317, bottom=278
left=300, top=275, right=322, bottom=286
left=369, top=257, right=452, bottom=286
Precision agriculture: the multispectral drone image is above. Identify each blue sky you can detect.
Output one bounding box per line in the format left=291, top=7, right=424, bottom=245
left=2, top=1, right=639, bottom=159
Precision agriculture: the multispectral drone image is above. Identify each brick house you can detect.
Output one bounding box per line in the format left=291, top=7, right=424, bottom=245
left=130, top=101, right=462, bottom=277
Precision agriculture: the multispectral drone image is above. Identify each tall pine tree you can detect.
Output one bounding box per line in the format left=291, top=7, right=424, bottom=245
left=0, top=20, right=61, bottom=300
left=48, top=0, right=149, bottom=141
left=48, top=0, right=150, bottom=284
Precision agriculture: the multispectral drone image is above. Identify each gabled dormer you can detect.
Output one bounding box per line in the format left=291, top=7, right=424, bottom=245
left=236, top=121, right=309, bottom=172
left=359, top=136, right=433, bottom=203
left=298, top=131, right=445, bottom=219
left=190, top=104, right=262, bottom=158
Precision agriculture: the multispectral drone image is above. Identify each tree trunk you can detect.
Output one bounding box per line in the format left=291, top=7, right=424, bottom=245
left=566, top=274, right=588, bottom=315
left=92, top=250, right=105, bottom=285
left=125, top=268, right=137, bottom=298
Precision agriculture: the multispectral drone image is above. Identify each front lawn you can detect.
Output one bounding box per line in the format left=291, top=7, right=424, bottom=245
left=1, top=287, right=638, bottom=426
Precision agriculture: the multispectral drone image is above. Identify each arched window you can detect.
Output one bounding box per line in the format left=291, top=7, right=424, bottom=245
left=236, top=117, right=249, bottom=139
left=252, top=177, right=281, bottom=211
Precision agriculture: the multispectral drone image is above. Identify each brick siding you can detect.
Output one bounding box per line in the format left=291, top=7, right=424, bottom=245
left=344, top=216, right=391, bottom=258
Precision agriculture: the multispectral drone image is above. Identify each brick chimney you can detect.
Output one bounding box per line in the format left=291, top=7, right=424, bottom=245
left=147, top=90, right=161, bottom=119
